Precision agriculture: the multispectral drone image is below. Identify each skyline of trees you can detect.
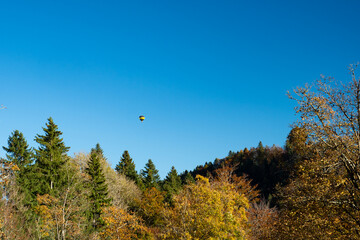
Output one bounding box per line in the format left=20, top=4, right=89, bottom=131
left=0, top=117, right=278, bottom=239
left=1, top=65, right=359, bottom=239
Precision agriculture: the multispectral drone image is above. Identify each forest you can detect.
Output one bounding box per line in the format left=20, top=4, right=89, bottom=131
left=1, top=65, right=360, bottom=239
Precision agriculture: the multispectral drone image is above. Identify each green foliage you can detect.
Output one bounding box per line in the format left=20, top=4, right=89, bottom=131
left=162, top=166, right=182, bottom=202
left=33, top=117, right=70, bottom=196
left=2, top=130, right=33, bottom=197
left=2, top=132, right=37, bottom=234
left=141, top=159, right=160, bottom=190
left=115, top=150, right=142, bottom=186
left=190, top=143, right=287, bottom=201
left=3, top=130, right=33, bottom=169
left=86, top=148, right=111, bottom=231
left=180, top=170, right=195, bottom=185
left=92, top=143, right=104, bottom=159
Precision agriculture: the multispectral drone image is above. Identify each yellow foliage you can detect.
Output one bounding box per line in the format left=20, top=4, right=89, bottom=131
left=161, top=174, right=249, bottom=239
left=34, top=192, right=86, bottom=239
left=99, top=206, right=151, bottom=240
left=135, top=187, right=166, bottom=227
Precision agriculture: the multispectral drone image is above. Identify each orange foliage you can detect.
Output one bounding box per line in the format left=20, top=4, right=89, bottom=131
left=214, top=164, right=260, bottom=203
left=247, top=200, right=278, bottom=240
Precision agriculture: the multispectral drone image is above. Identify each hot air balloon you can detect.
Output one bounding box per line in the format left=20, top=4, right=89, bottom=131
left=139, top=115, right=145, bottom=122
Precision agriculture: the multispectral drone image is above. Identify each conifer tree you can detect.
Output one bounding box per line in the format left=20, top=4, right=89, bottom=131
left=33, top=117, right=70, bottom=196
left=115, top=151, right=139, bottom=182
left=93, top=143, right=104, bottom=159
left=3, top=130, right=33, bottom=169
left=141, top=159, right=160, bottom=189
left=182, top=170, right=195, bottom=185
left=162, top=166, right=182, bottom=202
left=2, top=130, right=33, bottom=202
left=86, top=148, right=111, bottom=231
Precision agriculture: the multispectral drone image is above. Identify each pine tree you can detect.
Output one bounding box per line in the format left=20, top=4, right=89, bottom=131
left=141, top=159, right=160, bottom=189
left=92, top=143, right=104, bottom=159
left=34, top=117, right=70, bottom=196
left=182, top=170, right=195, bottom=185
left=162, top=166, right=182, bottom=202
left=3, top=130, right=33, bottom=169
left=86, top=148, right=111, bottom=231
left=2, top=130, right=33, bottom=202
left=115, top=151, right=139, bottom=182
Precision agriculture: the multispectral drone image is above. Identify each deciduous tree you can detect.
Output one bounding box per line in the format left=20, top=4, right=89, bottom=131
left=282, top=64, right=360, bottom=237
left=100, top=206, right=151, bottom=240
left=162, top=175, right=249, bottom=239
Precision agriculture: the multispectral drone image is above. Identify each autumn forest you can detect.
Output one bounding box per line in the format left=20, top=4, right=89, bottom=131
left=1, top=66, right=360, bottom=239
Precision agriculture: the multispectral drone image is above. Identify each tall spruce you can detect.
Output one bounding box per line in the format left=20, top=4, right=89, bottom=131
left=162, top=166, right=182, bottom=202
left=86, top=147, right=111, bottom=231
left=2, top=130, right=33, bottom=201
left=115, top=150, right=139, bottom=182
left=93, top=143, right=104, bottom=159
left=141, top=159, right=160, bottom=189
left=3, top=130, right=33, bottom=169
left=34, top=117, right=70, bottom=196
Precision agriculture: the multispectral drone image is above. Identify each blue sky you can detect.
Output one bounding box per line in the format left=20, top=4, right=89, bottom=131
left=1, top=0, right=360, bottom=178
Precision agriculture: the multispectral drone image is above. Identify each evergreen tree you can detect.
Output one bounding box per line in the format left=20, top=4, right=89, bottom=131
left=2, top=130, right=33, bottom=202
left=182, top=170, right=195, bottom=185
left=141, top=159, right=160, bottom=189
left=33, top=117, right=70, bottom=196
left=115, top=150, right=139, bottom=181
left=86, top=148, right=111, bottom=231
left=162, top=166, right=182, bottom=202
left=3, top=130, right=33, bottom=169
left=92, top=143, right=104, bottom=159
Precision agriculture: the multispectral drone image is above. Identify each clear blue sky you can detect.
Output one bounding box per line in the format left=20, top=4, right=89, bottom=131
left=1, top=0, right=359, bottom=178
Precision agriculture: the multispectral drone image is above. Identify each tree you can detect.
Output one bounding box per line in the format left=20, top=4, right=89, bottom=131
left=162, top=166, right=182, bottom=202
left=99, top=206, right=151, bottom=240
left=92, top=143, right=104, bottom=158
left=247, top=200, right=278, bottom=240
left=2, top=130, right=31, bottom=189
left=141, top=159, right=160, bottom=190
left=115, top=151, right=141, bottom=185
left=284, top=64, right=360, bottom=237
left=3, top=130, right=33, bottom=169
left=1, top=131, right=36, bottom=238
left=135, top=187, right=167, bottom=228
left=34, top=117, right=70, bottom=196
left=181, top=170, right=195, bottom=185
left=161, top=175, right=249, bottom=239
left=99, top=151, right=141, bottom=210
left=0, top=181, right=30, bottom=240
left=2, top=130, right=35, bottom=207
left=282, top=127, right=310, bottom=177
left=72, top=152, right=141, bottom=210
left=34, top=165, right=88, bottom=240
left=86, top=149, right=111, bottom=231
